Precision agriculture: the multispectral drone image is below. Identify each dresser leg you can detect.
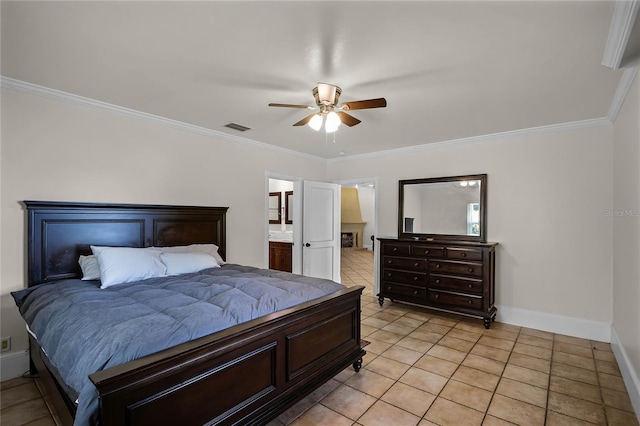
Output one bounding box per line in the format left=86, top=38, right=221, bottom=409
left=483, top=318, right=492, bottom=329
left=377, top=296, right=385, bottom=306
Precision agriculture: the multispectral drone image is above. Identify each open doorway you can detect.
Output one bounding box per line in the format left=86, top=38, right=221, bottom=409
left=337, top=178, right=378, bottom=297
left=266, top=174, right=302, bottom=274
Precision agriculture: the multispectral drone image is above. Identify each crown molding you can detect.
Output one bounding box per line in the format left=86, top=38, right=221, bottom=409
left=0, top=76, right=325, bottom=163
left=602, top=0, right=640, bottom=69
left=328, top=117, right=611, bottom=163
left=608, top=67, right=639, bottom=122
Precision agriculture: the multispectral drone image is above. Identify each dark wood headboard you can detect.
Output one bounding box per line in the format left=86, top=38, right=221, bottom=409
left=24, top=201, right=228, bottom=286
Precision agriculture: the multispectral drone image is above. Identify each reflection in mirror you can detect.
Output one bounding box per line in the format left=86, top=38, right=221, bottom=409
left=285, top=191, right=293, bottom=224
left=399, top=174, right=487, bottom=242
left=268, top=192, right=281, bottom=224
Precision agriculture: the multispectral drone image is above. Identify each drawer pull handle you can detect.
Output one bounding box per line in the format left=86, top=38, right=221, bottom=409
left=461, top=252, right=467, bottom=257
left=392, top=247, right=398, bottom=252
left=414, top=276, right=419, bottom=281
left=436, top=264, right=441, bottom=269
left=424, top=250, right=429, bottom=254
left=413, top=290, right=418, bottom=295
left=414, top=262, right=419, bottom=267
left=435, top=279, right=440, bottom=284
left=468, top=284, right=473, bottom=288
left=387, top=260, right=392, bottom=264
left=434, top=294, right=439, bottom=299
left=468, top=268, right=473, bottom=273
left=387, top=273, right=392, bottom=277
left=387, top=286, right=391, bottom=291
left=468, top=300, right=473, bottom=305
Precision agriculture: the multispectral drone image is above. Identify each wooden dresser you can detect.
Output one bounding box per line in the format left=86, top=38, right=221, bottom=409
left=378, top=238, right=497, bottom=328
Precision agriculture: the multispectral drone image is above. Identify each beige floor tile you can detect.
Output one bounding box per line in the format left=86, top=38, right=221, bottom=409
left=605, top=405, right=640, bottom=426
left=438, top=335, right=476, bottom=352
left=518, top=334, right=554, bottom=350
left=0, top=377, right=34, bottom=391
left=363, top=339, right=393, bottom=355
left=22, top=417, right=57, bottom=426
left=358, top=400, right=421, bottom=426
left=0, top=382, right=42, bottom=410
left=511, top=342, right=552, bottom=361
left=454, top=321, right=487, bottom=333
left=0, top=398, right=64, bottom=426
left=371, top=311, right=402, bottom=323
left=548, top=391, right=606, bottom=424
left=598, top=372, right=628, bottom=392
left=399, top=367, right=449, bottom=394
left=495, top=377, right=547, bottom=407
left=451, top=366, right=500, bottom=392
left=380, top=382, right=435, bottom=417
left=549, top=375, right=602, bottom=404
left=395, top=336, right=433, bottom=353
left=362, top=317, right=392, bottom=329
left=382, top=322, right=418, bottom=336
left=502, top=364, right=549, bottom=389
left=470, top=344, right=511, bottom=363
left=553, top=351, right=596, bottom=371
left=482, top=415, right=517, bottom=425
left=424, top=397, right=484, bottom=426
left=591, top=341, right=612, bottom=352
left=364, top=356, right=411, bottom=380
left=594, top=349, right=616, bottom=363
left=462, top=354, right=505, bottom=376
left=508, top=352, right=551, bottom=374
left=403, top=311, right=434, bottom=322
left=321, top=384, right=377, bottom=421
left=379, top=345, right=423, bottom=365
left=345, top=369, right=396, bottom=398
left=426, top=344, right=467, bottom=364
left=554, top=334, right=592, bottom=348
left=368, top=329, right=404, bottom=345
left=290, top=404, right=353, bottom=426
left=554, top=341, right=594, bottom=358
left=487, top=394, right=546, bottom=425
left=545, top=410, right=596, bottom=426
left=477, top=335, right=515, bottom=351
left=439, top=379, right=493, bottom=412
left=445, top=328, right=482, bottom=343
left=277, top=396, right=317, bottom=424
left=483, top=328, right=519, bottom=342
left=520, top=327, right=554, bottom=341
left=418, top=322, right=453, bottom=335
left=551, top=362, right=597, bottom=385
left=309, top=379, right=341, bottom=402
left=408, top=330, right=446, bottom=344
left=414, top=354, right=459, bottom=378
left=601, top=387, right=636, bottom=413
left=393, top=316, right=427, bottom=329
left=595, top=359, right=622, bottom=376
left=428, top=316, right=458, bottom=327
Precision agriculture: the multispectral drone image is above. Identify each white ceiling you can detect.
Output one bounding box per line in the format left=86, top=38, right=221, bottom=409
left=0, top=1, right=626, bottom=159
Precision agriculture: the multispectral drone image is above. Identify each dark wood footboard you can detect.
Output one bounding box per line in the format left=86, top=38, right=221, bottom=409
left=89, top=286, right=365, bottom=425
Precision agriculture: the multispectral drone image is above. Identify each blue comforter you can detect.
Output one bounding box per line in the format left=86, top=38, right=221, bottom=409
left=12, top=264, right=345, bottom=426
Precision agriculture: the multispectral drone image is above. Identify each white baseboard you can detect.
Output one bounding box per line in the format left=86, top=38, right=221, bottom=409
left=610, top=325, right=640, bottom=421
left=0, top=350, right=30, bottom=381
left=496, top=305, right=611, bottom=342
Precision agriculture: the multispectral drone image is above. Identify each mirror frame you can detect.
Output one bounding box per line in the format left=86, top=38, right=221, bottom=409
left=398, top=174, right=487, bottom=242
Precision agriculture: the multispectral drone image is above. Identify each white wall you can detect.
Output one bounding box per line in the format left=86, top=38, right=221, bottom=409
left=612, top=71, right=640, bottom=416
left=0, top=88, right=327, bottom=378
left=327, top=124, right=614, bottom=338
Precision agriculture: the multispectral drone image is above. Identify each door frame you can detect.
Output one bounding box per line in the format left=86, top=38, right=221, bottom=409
left=335, top=177, right=380, bottom=295
left=265, top=172, right=303, bottom=274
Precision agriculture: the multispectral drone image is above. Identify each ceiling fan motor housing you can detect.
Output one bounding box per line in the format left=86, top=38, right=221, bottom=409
left=313, top=83, right=342, bottom=106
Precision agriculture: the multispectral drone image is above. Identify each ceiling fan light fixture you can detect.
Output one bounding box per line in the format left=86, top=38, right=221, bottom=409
left=308, top=114, right=323, bottom=131
left=325, top=111, right=341, bottom=133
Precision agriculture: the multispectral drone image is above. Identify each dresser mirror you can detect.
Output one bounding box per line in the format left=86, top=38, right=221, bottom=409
left=398, top=174, right=487, bottom=242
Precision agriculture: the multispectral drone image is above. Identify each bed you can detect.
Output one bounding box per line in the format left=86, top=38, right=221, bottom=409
left=16, top=201, right=365, bottom=426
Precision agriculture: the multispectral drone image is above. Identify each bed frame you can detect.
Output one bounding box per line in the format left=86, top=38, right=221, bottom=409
left=24, top=201, right=365, bottom=426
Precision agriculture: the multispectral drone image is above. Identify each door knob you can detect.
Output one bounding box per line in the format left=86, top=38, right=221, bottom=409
left=305, top=243, right=311, bottom=247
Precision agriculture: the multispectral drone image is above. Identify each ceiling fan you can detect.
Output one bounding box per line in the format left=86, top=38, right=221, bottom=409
left=268, top=82, right=387, bottom=133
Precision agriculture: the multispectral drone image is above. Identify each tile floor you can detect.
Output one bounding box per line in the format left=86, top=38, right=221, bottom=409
left=1, top=249, right=638, bottom=425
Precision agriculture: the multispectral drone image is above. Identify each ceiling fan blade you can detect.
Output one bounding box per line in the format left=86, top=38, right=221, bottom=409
left=336, top=111, right=361, bottom=127
left=292, top=113, right=318, bottom=127
left=268, top=103, right=314, bottom=109
left=340, top=98, right=387, bottom=111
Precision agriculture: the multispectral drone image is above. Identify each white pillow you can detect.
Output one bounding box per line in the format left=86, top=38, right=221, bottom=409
left=91, top=246, right=167, bottom=289
left=160, top=252, right=219, bottom=276
left=78, top=255, right=101, bottom=280
left=151, top=244, right=225, bottom=265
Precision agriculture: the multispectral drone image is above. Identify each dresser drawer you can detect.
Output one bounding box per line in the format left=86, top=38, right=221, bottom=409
left=429, top=260, right=483, bottom=277
left=429, top=274, right=483, bottom=295
left=383, top=244, right=411, bottom=256
left=382, top=282, right=427, bottom=299
left=428, top=290, right=483, bottom=309
left=411, top=245, right=445, bottom=258
left=446, top=247, right=483, bottom=261
left=383, top=256, right=426, bottom=271
left=382, top=269, right=427, bottom=285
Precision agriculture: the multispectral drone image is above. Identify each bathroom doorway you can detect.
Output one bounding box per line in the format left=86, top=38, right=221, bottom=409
left=266, top=174, right=302, bottom=274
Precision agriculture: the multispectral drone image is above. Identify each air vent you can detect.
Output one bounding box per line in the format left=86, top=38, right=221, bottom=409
left=224, top=123, right=251, bottom=132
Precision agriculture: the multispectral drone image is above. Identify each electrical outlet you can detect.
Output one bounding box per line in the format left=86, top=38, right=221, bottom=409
left=1, top=336, right=10, bottom=352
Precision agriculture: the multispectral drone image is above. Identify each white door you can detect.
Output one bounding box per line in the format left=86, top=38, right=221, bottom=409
left=303, top=180, right=341, bottom=282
